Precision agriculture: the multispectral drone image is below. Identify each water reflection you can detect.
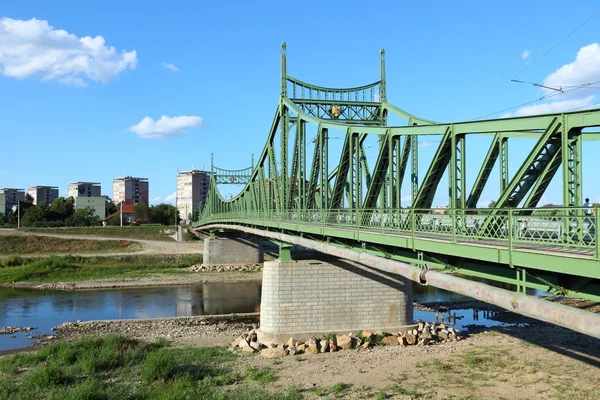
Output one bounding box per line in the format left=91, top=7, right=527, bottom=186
left=0, top=283, right=262, bottom=351
left=0, top=278, right=533, bottom=352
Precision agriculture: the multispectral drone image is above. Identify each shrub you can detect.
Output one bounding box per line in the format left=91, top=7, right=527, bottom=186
left=141, top=349, right=176, bottom=383
left=26, top=364, right=64, bottom=387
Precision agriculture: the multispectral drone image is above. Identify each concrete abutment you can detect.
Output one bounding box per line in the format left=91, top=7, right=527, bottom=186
left=257, top=258, right=414, bottom=343
left=202, top=232, right=263, bottom=266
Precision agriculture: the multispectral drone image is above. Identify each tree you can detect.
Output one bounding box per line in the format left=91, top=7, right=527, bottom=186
left=151, top=203, right=179, bottom=225
left=105, top=197, right=118, bottom=216
left=133, top=203, right=151, bottom=223
left=49, top=197, right=74, bottom=221
left=488, top=200, right=497, bottom=208
left=65, top=207, right=101, bottom=227
left=24, top=193, right=34, bottom=204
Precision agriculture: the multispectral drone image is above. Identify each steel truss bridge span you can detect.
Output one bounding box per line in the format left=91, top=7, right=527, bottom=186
left=196, top=44, right=600, bottom=335
left=200, top=223, right=600, bottom=339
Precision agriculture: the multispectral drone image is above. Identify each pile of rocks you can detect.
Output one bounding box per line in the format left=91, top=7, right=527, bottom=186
left=231, top=322, right=463, bottom=358
left=0, top=326, right=35, bottom=335
left=189, top=264, right=262, bottom=272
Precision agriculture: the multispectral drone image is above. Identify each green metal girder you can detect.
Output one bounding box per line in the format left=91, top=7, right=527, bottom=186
left=465, top=134, right=501, bottom=208
left=413, top=127, right=452, bottom=209
left=493, top=118, right=562, bottom=209
left=363, top=130, right=391, bottom=209
left=197, top=45, right=600, bottom=302
left=523, top=145, right=562, bottom=209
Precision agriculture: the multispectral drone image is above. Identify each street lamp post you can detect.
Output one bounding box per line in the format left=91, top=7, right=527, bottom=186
left=17, top=200, right=20, bottom=229
left=120, top=200, right=124, bottom=227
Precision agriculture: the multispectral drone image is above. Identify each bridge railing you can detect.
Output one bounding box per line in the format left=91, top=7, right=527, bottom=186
left=198, top=206, right=599, bottom=259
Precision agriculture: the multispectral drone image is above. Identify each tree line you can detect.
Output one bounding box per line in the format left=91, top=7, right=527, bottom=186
left=1, top=195, right=180, bottom=228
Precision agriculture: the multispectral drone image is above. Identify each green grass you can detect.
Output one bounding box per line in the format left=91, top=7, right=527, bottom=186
left=0, top=255, right=203, bottom=283
left=22, top=226, right=179, bottom=241
left=0, top=235, right=139, bottom=255
left=332, top=382, right=349, bottom=394
left=0, top=335, right=301, bottom=400
left=245, top=366, right=276, bottom=383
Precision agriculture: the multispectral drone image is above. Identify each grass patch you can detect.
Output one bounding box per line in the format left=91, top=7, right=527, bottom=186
left=0, top=235, right=139, bottom=255
left=22, top=226, right=178, bottom=241
left=0, top=335, right=299, bottom=399
left=332, top=382, right=350, bottom=394
left=245, top=366, right=276, bottom=383
left=0, top=255, right=203, bottom=283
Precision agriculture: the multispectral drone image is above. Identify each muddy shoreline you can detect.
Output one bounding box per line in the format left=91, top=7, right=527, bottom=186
left=2, top=271, right=263, bottom=291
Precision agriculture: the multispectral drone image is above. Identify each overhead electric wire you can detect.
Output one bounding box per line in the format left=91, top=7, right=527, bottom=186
left=445, top=8, right=600, bottom=103
left=511, top=9, right=600, bottom=80
left=473, top=83, right=600, bottom=120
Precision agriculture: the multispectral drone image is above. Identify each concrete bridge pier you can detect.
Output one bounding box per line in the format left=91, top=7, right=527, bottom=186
left=202, top=231, right=263, bottom=266
left=257, top=257, right=414, bottom=343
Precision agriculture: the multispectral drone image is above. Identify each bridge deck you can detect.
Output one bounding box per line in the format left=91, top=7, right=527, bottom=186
left=198, top=211, right=600, bottom=280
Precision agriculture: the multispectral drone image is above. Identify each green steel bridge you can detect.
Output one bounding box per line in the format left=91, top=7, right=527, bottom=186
left=195, top=44, right=600, bottom=334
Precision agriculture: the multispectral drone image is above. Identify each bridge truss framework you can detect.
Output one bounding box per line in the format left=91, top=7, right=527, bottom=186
left=197, top=43, right=600, bottom=303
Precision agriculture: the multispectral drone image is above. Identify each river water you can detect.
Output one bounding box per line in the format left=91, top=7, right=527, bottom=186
left=0, top=282, right=527, bottom=351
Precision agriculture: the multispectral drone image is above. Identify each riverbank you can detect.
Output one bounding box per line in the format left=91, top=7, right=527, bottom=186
left=3, top=313, right=598, bottom=399
left=18, top=226, right=182, bottom=241
left=6, top=269, right=263, bottom=290
left=0, top=254, right=213, bottom=287
left=0, top=234, right=140, bottom=255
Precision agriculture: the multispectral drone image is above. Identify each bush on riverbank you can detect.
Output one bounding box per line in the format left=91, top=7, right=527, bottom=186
left=0, top=235, right=139, bottom=255
left=0, top=255, right=203, bottom=283
left=0, top=336, right=302, bottom=399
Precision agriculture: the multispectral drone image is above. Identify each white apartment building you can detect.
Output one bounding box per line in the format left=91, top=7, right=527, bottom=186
left=112, top=176, right=149, bottom=205
left=28, top=186, right=59, bottom=205
left=68, top=182, right=101, bottom=198
left=176, top=169, right=211, bottom=223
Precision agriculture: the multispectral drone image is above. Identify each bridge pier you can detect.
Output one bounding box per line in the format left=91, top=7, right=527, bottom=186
left=202, top=232, right=263, bottom=266
left=257, top=258, right=414, bottom=343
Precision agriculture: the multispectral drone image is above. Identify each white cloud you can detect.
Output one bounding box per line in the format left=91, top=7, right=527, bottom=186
left=521, top=50, right=530, bottom=60
left=506, top=44, right=600, bottom=117
left=504, top=95, right=596, bottom=117
left=165, top=192, right=176, bottom=204
left=161, top=62, right=179, bottom=72
left=0, top=17, right=137, bottom=86
left=419, top=141, right=434, bottom=148
left=543, top=43, right=600, bottom=93
left=150, top=196, right=161, bottom=204
left=127, top=115, right=204, bottom=139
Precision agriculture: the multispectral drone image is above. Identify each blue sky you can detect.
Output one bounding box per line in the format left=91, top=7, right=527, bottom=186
left=1, top=1, right=599, bottom=207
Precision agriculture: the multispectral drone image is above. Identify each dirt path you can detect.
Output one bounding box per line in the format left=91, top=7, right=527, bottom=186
left=0, top=228, right=202, bottom=257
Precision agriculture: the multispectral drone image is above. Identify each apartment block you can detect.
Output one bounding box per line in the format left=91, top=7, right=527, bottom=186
left=112, top=176, right=149, bottom=205
left=0, top=188, right=25, bottom=216
left=28, top=186, right=59, bottom=205
left=68, top=182, right=101, bottom=198
left=176, top=169, right=211, bottom=223
left=75, top=196, right=106, bottom=220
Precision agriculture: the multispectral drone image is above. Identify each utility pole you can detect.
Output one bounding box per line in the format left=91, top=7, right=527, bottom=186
left=17, top=200, right=20, bottom=229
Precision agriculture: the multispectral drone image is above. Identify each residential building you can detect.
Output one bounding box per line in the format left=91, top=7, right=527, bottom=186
left=68, top=182, right=101, bottom=198
left=75, top=196, right=106, bottom=220
left=0, top=188, right=25, bottom=216
left=28, top=186, right=59, bottom=205
left=176, top=169, right=211, bottom=223
left=112, top=176, right=149, bottom=205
